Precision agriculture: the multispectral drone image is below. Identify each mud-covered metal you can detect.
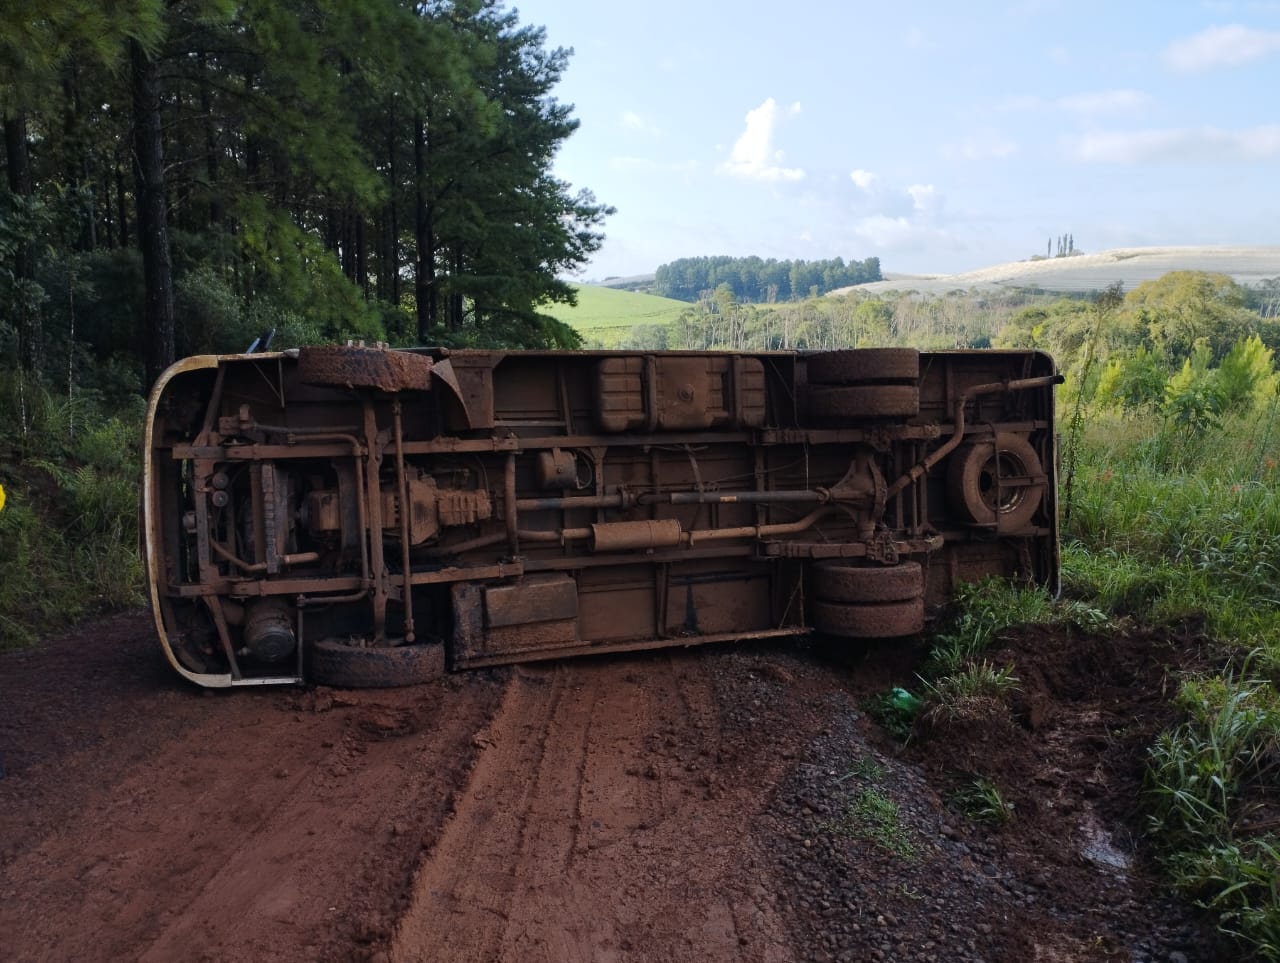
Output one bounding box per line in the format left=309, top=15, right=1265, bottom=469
left=143, top=346, right=1061, bottom=687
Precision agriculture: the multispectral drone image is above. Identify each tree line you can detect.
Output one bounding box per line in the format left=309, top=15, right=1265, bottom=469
left=607, top=271, right=1280, bottom=367
left=652, top=254, right=881, bottom=304
left=0, top=0, right=610, bottom=395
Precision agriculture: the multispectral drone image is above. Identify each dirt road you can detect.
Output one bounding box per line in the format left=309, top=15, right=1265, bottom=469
left=0, top=613, right=1230, bottom=962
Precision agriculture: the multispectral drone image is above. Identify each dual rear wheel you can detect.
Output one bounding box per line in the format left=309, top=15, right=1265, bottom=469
left=809, top=560, right=925, bottom=638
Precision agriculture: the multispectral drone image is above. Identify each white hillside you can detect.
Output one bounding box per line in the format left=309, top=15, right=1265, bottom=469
left=837, top=245, right=1280, bottom=297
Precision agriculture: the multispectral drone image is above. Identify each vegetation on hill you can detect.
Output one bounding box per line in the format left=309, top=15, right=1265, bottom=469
left=539, top=284, right=689, bottom=347
left=652, top=254, right=881, bottom=303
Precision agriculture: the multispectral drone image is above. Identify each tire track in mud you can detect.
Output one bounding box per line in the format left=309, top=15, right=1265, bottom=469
left=2, top=617, right=838, bottom=963
left=390, top=652, right=795, bottom=963
left=0, top=625, right=507, bottom=963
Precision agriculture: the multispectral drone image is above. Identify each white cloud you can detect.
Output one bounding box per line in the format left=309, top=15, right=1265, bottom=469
left=847, top=183, right=949, bottom=251
left=849, top=169, right=877, bottom=190
left=621, top=111, right=662, bottom=137
left=718, top=98, right=806, bottom=183
left=1070, top=125, right=1280, bottom=162
left=850, top=214, right=950, bottom=252
left=943, top=135, right=1019, bottom=161
left=1057, top=89, right=1151, bottom=114
left=1163, top=24, right=1280, bottom=71
left=907, top=184, right=939, bottom=213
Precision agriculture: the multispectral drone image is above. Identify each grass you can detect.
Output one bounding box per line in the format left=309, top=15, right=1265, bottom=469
left=540, top=284, right=689, bottom=347
left=0, top=375, right=144, bottom=649
left=841, top=756, right=887, bottom=782
left=927, top=579, right=1109, bottom=677
left=951, top=777, right=1016, bottom=826
left=921, top=661, right=1020, bottom=722
left=831, top=787, right=918, bottom=860
left=1064, top=413, right=1280, bottom=657
left=1145, top=672, right=1280, bottom=956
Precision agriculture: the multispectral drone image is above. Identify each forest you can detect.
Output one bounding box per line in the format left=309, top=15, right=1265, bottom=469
left=0, top=0, right=611, bottom=405
left=652, top=254, right=881, bottom=303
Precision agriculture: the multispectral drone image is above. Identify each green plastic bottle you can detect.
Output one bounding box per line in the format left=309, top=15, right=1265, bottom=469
left=889, top=687, right=922, bottom=713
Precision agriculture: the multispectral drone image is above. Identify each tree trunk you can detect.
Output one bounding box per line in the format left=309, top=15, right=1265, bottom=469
left=200, top=51, right=222, bottom=229
left=324, top=204, right=339, bottom=255
left=63, top=68, right=98, bottom=252
left=413, top=115, right=437, bottom=341
left=373, top=210, right=387, bottom=303
left=448, top=247, right=464, bottom=331
left=340, top=205, right=357, bottom=281
left=355, top=213, right=368, bottom=296
left=417, top=113, right=448, bottom=340
left=5, top=111, right=41, bottom=374
left=100, top=166, right=115, bottom=248
left=130, top=38, right=176, bottom=387
left=387, top=103, right=399, bottom=308
left=116, top=161, right=130, bottom=248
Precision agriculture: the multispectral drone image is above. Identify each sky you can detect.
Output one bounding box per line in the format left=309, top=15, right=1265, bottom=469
left=516, top=0, right=1280, bottom=280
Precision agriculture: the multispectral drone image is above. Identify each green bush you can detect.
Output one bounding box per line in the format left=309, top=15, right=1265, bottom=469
left=0, top=376, right=144, bottom=649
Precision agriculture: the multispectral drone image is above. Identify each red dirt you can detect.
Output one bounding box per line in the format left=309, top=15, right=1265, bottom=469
left=0, top=612, right=1233, bottom=962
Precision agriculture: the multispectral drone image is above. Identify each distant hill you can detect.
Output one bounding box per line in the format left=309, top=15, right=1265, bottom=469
left=835, top=245, right=1280, bottom=297
left=542, top=284, right=688, bottom=346
left=596, top=274, right=657, bottom=291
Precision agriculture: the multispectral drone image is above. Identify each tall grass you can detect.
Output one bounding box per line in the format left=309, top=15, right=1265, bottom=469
left=1146, top=673, right=1280, bottom=957
left=1066, top=409, right=1280, bottom=660
left=1060, top=403, right=1280, bottom=959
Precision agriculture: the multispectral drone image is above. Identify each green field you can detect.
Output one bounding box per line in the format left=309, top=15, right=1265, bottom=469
left=543, top=284, right=689, bottom=346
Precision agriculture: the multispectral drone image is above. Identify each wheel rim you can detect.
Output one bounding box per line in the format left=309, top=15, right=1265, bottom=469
left=978, top=451, right=1031, bottom=517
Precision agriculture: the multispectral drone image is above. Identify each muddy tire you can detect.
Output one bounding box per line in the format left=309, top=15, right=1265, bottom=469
left=807, top=348, right=919, bottom=384
left=812, top=561, right=923, bottom=604
left=947, top=433, right=1045, bottom=532
left=810, top=597, right=924, bottom=638
left=809, top=384, right=919, bottom=419
left=297, top=345, right=433, bottom=392
left=308, top=637, right=446, bottom=688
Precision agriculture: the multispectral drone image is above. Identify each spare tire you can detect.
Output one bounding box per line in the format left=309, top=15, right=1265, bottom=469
left=297, top=345, right=433, bottom=392
left=810, top=384, right=919, bottom=419
left=308, top=637, right=446, bottom=688
left=946, top=433, right=1045, bottom=532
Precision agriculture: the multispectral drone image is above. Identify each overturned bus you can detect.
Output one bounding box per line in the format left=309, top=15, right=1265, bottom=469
left=142, top=345, right=1059, bottom=688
